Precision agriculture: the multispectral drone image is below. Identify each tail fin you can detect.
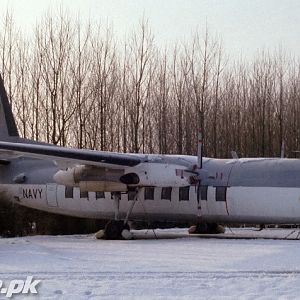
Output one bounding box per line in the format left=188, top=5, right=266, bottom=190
left=0, top=74, right=19, bottom=140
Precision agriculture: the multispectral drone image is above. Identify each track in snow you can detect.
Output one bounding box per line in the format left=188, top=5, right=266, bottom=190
left=1, top=228, right=300, bottom=299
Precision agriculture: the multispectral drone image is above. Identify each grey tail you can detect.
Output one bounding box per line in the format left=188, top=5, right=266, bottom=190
left=0, top=74, right=19, bottom=140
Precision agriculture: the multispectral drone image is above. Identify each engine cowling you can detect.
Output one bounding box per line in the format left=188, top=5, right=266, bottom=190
left=53, top=165, right=127, bottom=191
left=124, top=163, right=191, bottom=187
left=53, top=163, right=191, bottom=192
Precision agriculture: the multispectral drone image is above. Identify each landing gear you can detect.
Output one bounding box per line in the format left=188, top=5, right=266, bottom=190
left=188, top=223, right=225, bottom=234
left=95, top=189, right=141, bottom=240
left=95, top=220, right=131, bottom=240
left=105, top=220, right=130, bottom=240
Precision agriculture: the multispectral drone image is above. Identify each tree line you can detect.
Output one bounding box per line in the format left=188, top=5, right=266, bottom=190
left=1, top=10, right=299, bottom=158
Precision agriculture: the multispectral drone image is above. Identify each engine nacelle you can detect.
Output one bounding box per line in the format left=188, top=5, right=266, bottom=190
left=53, top=165, right=125, bottom=190
left=53, top=163, right=191, bottom=192
left=124, top=163, right=191, bottom=187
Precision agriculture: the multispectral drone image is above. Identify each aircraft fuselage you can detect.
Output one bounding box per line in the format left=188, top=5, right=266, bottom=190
left=1, top=155, right=300, bottom=225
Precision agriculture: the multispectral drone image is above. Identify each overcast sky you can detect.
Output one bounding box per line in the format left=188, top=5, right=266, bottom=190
left=1, top=0, right=300, bottom=59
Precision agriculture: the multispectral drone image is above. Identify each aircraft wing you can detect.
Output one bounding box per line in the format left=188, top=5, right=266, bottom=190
left=0, top=141, right=141, bottom=169
left=0, top=141, right=192, bottom=191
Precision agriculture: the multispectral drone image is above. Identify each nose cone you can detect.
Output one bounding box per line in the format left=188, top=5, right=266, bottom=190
left=53, top=169, right=75, bottom=186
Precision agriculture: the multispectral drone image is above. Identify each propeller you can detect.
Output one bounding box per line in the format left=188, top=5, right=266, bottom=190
left=196, top=132, right=203, bottom=205
left=191, top=131, right=208, bottom=206
left=198, top=131, right=203, bottom=169
left=175, top=131, right=208, bottom=200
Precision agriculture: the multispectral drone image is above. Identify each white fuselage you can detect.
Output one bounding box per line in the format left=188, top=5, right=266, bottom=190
left=1, top=156, right=300, bottom=225
left=1, top=183, right=300, bottom=225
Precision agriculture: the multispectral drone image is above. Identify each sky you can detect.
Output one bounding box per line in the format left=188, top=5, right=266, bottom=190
left=1, top=0, right=300, bottom=59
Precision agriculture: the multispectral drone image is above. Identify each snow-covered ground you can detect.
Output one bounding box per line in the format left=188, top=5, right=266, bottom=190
left=1, top=228, right=300, bottom=299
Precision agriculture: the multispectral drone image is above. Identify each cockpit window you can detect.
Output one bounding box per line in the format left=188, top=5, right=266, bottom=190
left=200, top=185, right=208, bottom=201
left=128, top=190, right=136, bottom=201
left=80, top=190, right=88, bottom=199
left=179, top=186, right=189, bottom=201
left=96, top=191, right=105, bottom=199
left=161, top=187, right=172, bottom=200
left=216, top=186, right=227, bottom=202
left=65, top=186, right=73, bottom=198
left=144, top=187, right=155, bottom=200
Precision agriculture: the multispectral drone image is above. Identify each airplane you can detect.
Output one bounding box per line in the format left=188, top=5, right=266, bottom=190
left=0, top=74, right=300, bottom=240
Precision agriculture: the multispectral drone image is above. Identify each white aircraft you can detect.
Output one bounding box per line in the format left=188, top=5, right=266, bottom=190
left=0, top=75, right=300, bottom=239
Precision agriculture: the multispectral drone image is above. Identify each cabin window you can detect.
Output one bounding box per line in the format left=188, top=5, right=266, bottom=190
left=80, top=190, right=89, bottom=199
left=65, top=186, right=73, bottom=198
left=96, top=191, right=105, bottom=199
left=128, top=191, right=136, bottom=201
left=179, top=186, right=190, bottom=201
left=144, top=187, right=155, bottom=200
left=216, top=186, right=227, bottom=202
left=200, top=185, right=208, bottom=201
left=161, top=187, right=172, bottom=200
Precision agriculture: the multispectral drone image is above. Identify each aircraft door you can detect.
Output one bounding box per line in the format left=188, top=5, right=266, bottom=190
left=46, top=184, right=58, bottom=207
left=204, top=160, right=236, bottom=217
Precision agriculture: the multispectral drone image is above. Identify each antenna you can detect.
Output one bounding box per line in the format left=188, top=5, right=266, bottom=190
left=231, top=151, right=239, bottom=159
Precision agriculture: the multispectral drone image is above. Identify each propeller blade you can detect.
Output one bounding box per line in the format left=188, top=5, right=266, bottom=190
left=198, top=131, right=203, bottom=169
left=196, top=180, right=201, bottom=204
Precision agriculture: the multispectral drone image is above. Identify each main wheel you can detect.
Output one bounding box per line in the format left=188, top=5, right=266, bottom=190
left=189, top=223, right=225, bottom=234
left=104, top=220, right=130, bottom=240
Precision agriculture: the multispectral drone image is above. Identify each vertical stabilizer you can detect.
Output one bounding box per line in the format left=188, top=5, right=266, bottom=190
left=0, top=74, right=19, bottom=140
